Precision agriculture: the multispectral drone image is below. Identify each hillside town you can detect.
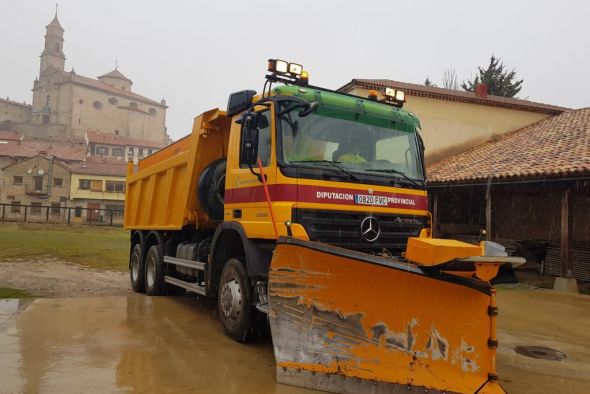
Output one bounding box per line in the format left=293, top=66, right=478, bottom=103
left=0, top=13, right=168, bottom=224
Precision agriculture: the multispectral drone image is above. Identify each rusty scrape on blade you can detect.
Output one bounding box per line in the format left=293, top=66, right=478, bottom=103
left=268, top=237, right=505, bottom=394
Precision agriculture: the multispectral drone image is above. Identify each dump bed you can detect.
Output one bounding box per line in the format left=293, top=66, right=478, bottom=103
left=124, top=108, right=231, bottom=230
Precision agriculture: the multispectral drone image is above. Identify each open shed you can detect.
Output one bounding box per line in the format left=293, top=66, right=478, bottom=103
left=427, top=108, right=590, bottom=283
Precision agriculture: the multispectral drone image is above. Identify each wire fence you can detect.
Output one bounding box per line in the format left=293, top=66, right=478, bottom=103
left=0, top=203, right=124, bottom=227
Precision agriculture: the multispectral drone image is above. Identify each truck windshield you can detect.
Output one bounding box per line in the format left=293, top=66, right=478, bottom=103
left=277, top=101, right=424, bottom=184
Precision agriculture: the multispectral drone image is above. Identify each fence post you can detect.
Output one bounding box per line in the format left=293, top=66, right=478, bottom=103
left=110, top=209, right=114, bottom=226
left=46, top=206, right=50, bottom=223
left=1, top=204, right=5, bottom=222
left=88, top=208, right=92, bottom=225
left=67, top=207, right=71, bottom=224
left=24, top=205, right=28, bottom=223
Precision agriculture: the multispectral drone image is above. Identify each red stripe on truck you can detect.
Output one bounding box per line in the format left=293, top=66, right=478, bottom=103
left=224, top=184, right=428, bottom=210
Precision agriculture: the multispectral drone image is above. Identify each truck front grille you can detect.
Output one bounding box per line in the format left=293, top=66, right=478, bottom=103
left=292, top=208, right=426, bottom=255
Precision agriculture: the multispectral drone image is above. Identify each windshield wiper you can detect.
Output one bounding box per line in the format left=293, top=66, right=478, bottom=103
left=366, top=168, right=422, bottom=188
left=290, top=160, right=359, bottom=181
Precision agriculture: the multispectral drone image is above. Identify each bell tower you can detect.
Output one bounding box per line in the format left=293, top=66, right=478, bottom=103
left=39, top=10, right=66, bottom=76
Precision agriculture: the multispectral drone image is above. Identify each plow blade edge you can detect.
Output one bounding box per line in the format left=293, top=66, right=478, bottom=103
left=268, top=237, right=504, bottom=394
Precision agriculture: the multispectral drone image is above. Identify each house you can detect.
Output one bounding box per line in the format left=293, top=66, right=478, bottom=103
left=68, top=157, right=128, bottom=224
left=427, top=108, right=590, bottom=287
left=338, top=79, right=568, bottom=163
left=85, top=130, right=167, bottom=164
left=0, top=154, right=71, bottom=222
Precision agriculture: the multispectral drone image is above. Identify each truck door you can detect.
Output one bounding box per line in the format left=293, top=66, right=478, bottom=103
left=225, top=103, right=278, bottom=239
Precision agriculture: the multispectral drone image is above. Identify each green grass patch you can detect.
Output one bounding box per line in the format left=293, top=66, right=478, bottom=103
left=0, top=223, right=129, bottom=271
left=0, top=287, right=36, bottom=298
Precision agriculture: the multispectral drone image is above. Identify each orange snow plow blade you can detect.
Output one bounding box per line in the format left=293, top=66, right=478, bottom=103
left=268, top=237, right=508, bottom=394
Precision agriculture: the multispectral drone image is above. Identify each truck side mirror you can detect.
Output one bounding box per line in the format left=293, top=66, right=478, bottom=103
left=240, top=111, right=260, bottom=166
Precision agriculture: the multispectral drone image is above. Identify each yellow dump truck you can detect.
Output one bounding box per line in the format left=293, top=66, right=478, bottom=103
left=125, top=60, right=519, bottom=393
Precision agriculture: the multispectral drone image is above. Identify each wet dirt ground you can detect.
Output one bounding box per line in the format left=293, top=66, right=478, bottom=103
left=0, top=290, right=589, bottom=394
left=0, top=258, right=129, bottom=298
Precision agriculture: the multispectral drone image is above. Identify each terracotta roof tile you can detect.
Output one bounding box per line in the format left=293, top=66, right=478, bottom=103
left=68, top=156, right=128, bottom=177
left=0, top=131, right=23, bottom=141
left=339, top=79, right=568, bottom=115
left=70, top=74, right=164, bottom=107
left=427, top=108, right=590, bottom=184
left=0, top=139, right=86, bottom=163
left=86, top=131, right=166, bottom=149
left=98, top=69, right=132, bottom=83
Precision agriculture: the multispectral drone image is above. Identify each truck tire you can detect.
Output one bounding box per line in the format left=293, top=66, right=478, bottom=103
left=130, top=243, right=145, bottom=293
left=198, top=158, right=226, bottom=221
left=218, top=258, right=252, bottom=342
left=145, top=245, right=167, bottom=296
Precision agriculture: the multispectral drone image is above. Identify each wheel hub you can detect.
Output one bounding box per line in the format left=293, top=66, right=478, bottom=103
left=146, top=258, right=155, bottom=288
left=220, top=279, right=242, bottom=319
left=131, top=254, right=140, bottom=281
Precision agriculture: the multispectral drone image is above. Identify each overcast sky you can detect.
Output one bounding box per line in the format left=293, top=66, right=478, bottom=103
left=1, top=0, right=588, bottom=139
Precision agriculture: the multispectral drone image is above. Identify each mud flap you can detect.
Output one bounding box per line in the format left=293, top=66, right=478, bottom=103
left=268, top=237, right=505, bottom=394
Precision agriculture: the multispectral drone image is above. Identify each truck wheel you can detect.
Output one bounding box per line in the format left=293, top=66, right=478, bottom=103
left=198, top=158, right=226, bottom=221
left=130, top=243, right=145, bottom=293
left=218, top=258, right=252, bottom=342
left=145, top=245, right=166, bottom=296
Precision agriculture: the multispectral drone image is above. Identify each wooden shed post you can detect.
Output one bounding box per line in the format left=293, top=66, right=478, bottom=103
left=560, top=187, right=573, bottom=278
left=432, top=193, right=439, bottom=238
left=554, top=185, right=578, bottom=293
left=485, top=186, right=492, bottom=241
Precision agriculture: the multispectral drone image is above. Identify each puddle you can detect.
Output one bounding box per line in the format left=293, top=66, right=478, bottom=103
left=0, top=291, right=588, bottom=393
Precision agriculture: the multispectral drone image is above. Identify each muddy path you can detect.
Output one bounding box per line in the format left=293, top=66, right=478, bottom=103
left=0, top=257, right=130, bottom=297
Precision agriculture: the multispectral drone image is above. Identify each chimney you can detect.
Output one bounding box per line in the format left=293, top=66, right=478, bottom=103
left=475, top=83, right=488, bottom=99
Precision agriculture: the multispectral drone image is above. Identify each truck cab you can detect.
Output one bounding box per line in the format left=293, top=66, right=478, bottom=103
left=224, top=84, right=429, bottom=255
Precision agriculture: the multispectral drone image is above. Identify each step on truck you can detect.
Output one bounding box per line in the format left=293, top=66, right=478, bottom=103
left=124, top=60, right=520, bottom=393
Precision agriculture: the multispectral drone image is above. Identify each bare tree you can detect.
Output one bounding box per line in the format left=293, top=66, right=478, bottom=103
left=442, top=68, right=459, bottom=90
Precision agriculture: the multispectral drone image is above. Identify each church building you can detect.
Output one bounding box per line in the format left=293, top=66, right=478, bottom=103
left=1, top=13, right=168, bottom=144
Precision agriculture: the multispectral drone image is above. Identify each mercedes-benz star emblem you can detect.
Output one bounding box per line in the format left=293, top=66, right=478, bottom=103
left=360, top=216, right=380, bottom=243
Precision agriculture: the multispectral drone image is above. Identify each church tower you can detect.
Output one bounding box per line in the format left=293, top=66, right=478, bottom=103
left=39, top=12, right=66, bottom=76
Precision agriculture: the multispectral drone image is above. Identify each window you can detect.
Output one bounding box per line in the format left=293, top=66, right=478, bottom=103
left=105, top=204, right=124, bottom=217
left=59, top=196, right=67, bottom=202
left=55, top=43, right=60, bottom=53
left=51, top=202, right=61, bottom=215
left=95, top=146, right=109, bottom=156
left=13, top=176, right=23, bottom=185
left=149, top=108, right=157, bottom=115
left=138, top=148, right=144, bottom=156
left=129, top=102, right=138, bottom=109
left=91, top=180, right=103, bottom=192
left=7, top=195, right=15, bottom=200
left=106, top=181, right=125, bottom=193
left=31, top=202, right=42, bottom=214
left=108, top=97, right=118, bottom=105
left=240, top=110, right=271, bottom=168
left=53, top=177, right=63, bottom=187
left=11, top=201, right=21, bottom=213
left=79, top=179, right=91, bottom=190
left=127, top=147, right=134, bottom=156
left=147, top=149, right=153, bottom=155
left=93, top=101, right=103, bottom=110
left=42, top=115, right=50, bottom=124
left=75, top=207, right=82, bottom=217
left=33, top=176, right=43, bottom=191
left=79, top=99, right=84, bottom=105
left=112, top=148, right=124, bottom=157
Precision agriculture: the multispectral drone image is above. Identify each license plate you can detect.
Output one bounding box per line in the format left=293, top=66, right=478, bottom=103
left=354, top=194, right=388, bottom=206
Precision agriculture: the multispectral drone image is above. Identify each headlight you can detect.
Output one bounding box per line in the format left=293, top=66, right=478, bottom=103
left=288, top=63, right=303, bottom=75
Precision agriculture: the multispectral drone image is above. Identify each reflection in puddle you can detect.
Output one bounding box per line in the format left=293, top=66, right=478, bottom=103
left=0, top=291, right=588, bottom=393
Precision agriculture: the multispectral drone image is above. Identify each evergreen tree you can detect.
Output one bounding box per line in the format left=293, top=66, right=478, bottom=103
left=424, top=77, right=437, bottom=87
left=462, top=55, right=523, bottom=97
